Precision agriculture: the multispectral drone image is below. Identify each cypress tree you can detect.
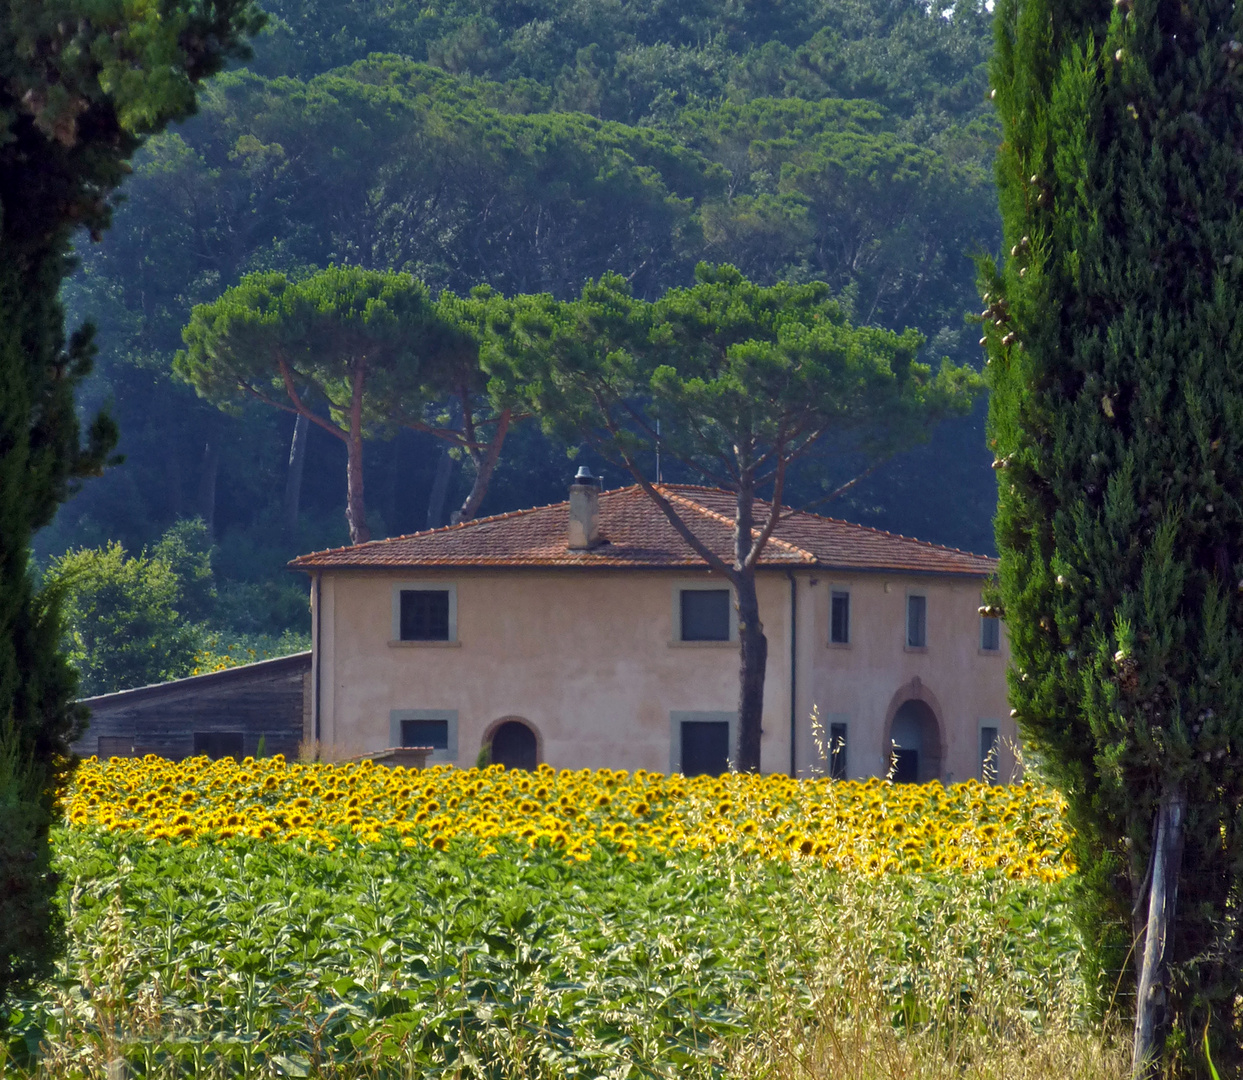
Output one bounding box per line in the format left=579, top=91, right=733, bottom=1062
left=986, top=0, right=1243, bottom=1067
left=0, top=0, right=263, bottom=1015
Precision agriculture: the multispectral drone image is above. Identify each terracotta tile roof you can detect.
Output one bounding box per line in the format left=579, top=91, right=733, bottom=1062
left=289, top=485, right=997, bottom=577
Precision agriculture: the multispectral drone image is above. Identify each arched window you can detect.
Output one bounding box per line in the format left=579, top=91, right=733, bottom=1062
left=489, top=719, right=538, bottom=770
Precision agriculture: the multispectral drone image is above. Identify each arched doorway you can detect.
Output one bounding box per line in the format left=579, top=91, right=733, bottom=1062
left=489, top=719, right=538, bottom=770
left=888, top=699, right=942, bottom=783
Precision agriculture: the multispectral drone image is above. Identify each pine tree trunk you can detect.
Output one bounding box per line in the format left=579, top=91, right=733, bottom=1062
left=455, top=408, right=510, bottom=523
left=345, top=435, right=369, bottom=545
left=1131, top=786, right=1187, bottom=1079
left=345, top=365, right=369, bottom=545
left=196, top=440, right=219, bottom=534
left=426, top=444, right=454, bottom=530
left=735, top=570, right=767, bottom=773
left=166, top=442, right=183, bottom=518
left=732, top=470, right=767, bottom=773
left=283, top=414, right=309, bottom=538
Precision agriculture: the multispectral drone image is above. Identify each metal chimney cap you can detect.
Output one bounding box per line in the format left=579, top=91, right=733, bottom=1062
left=573, top=465, right=596, bottom=484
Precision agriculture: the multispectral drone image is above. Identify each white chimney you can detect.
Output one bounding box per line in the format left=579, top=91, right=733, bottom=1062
left=568, top=466, right=601, bottom=550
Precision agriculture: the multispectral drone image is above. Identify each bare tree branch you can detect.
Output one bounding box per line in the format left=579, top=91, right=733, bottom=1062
left=456, top=407, right=511, bottom=522
left=593, top=392, right=735, bottom=577
left=272, top=356, right=349, bottom=442
left=744, top=449, right=788, bottom=573
left=778, top=457, right=887, bottom=520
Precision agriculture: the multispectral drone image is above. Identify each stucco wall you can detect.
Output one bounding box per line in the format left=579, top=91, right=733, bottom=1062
left=313, top=567, right=1014, bottom=780
left=316, top=568, right=790, bottom=773
left=792, top=573, right=1016, bottom=783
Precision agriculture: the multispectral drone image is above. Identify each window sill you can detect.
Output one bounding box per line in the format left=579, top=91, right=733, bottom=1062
left=388, top=639, right=461, bottom=648
left=978, top=647, right=1002, bottom=657
left=827, top=641, right=852, bottom=650
left=668, top=639, right=736, bottom=648
left=904, top=644, right=928, bottom=654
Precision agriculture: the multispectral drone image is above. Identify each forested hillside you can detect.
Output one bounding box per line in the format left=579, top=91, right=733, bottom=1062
left=46, top=0, right=1000, bottom=649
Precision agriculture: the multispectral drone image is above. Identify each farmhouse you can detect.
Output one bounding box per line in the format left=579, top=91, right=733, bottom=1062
left=290, top=473, right=1015, bottom=781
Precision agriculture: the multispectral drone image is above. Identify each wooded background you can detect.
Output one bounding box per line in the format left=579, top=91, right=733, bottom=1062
left=44, top=0, right=1001, bottom=645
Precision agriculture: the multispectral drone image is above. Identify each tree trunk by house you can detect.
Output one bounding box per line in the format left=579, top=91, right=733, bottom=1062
left=735, top=569, right=766, bottom=773
left=345, top=436, right=368, bottom=544
left=456, top=408, right=511, bottom=523
left=345, top=365, right=369, bottom=545
left=426, top=444, right=454, bottom=530
left=283, top=413, right=309, bottom=538
left=733, top=473, right=765, bottom=773
left=196, top=439, right=219, bottom=534
left=1131, top=786, right=1187, bottom=1079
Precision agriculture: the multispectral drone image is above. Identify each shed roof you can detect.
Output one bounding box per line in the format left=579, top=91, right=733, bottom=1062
left=289, top=485, right=996, bottom=578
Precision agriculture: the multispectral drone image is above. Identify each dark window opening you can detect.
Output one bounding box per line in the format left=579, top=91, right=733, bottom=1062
left=829, top=722, right=848, bottom=780
left=680, top=589, right=730, bottom=641
left=906, top=595, right=927, bottom=648
left=401, top=719, right=449, bottom=750
left=193, top=731, right=244, bottom=761
left=830, top=591, right=850, bottom=644
left=681, top=720, right=730, bottom=777
left=980, top=726, right=1000, bottom=784
left=981, top=615, right=1000, bottom=651
left=400, top=590, right=450, bottom=641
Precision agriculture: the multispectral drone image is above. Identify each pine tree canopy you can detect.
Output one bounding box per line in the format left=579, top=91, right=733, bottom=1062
left=986, top=0, right=1243, bottom=1062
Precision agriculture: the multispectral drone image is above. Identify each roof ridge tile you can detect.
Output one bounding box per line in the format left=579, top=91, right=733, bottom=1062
left=663, top=489, right=815, bottom=562
left=289, top=482, right=997, bottom=574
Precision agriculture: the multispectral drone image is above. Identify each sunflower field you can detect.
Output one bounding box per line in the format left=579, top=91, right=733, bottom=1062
left=64, top=755, right=1074, bottom=880
left=1, top=759, right=1111, bottom=1080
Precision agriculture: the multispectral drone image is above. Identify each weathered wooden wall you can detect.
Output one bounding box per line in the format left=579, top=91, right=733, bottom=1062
left=74, top=652, right=312, bottom=761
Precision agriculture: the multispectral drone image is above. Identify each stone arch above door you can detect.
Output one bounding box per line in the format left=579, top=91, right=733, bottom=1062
left=483, top=715, right=542, bottom=770
left=882, top=678, right=946, bottom=783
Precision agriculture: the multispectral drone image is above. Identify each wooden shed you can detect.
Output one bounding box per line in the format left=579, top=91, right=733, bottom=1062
left=73, top=652, right=312, bottom=761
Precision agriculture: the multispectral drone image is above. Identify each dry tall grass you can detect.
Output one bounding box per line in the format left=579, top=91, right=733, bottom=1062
left=727, top=846, right=1129, bottom=1080
left=736, top=1019, right=1126, bottom=1080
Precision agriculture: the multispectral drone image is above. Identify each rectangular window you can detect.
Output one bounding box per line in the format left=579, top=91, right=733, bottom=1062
left=830, top=591, right=850, bottom=644
left=980, top=725, right=1000, bottom=784
left=680, top=588, right=731, bottom=641
left=390, top=709, right=458, bottom=762
left=829, top=722, right=848, bottom=780
left=981, top=614, right=1001, bottom=652
left=193, top=731, right=244, bottom=760
left=680, top=720, right=731, bottom=777
left=401, top=718, right=449, bottom=750
left=400, top=589, right=451, bottom=641
left=906, top=594, right=927, bottom=648
left=670, top=711, right=736, bottom=775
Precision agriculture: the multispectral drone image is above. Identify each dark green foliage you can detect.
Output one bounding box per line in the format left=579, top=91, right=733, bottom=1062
left=152, top=519, right=217, bottom=624
left=246, top=0, right=995, bottom=126
left=984, top=0, right=1243, bottom=1058
left=0, top=726, right=62, bottom=1020
left=44, top=539, right=200, bottom=697
left=46, top=0, right=1003, bottom=578
left=0, top=0, right=262, bottom=1015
